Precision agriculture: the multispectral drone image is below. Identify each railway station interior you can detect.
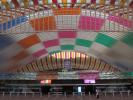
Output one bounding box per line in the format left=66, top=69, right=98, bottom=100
left=0, top=0, right=133, bottom=100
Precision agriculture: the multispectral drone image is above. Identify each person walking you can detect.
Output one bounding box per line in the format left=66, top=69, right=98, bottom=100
left=96, top=89, right=99, bottom=99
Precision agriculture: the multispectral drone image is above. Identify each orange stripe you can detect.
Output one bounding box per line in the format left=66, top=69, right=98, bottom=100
left=18, top=34, right=40, bottom=49
left=42, top=0, right=48, bottom=5
left=53, top=8, right=81, bottom=15
left=30, top=16, right=56, bottom=31
left=120, top=0, right=126, bottom=8
left=12, top=51, right=29, bottom=61
left=99, top=0, right=105, bottom=5
left=23, top=0, right=29, bottom=8
left=62, top=0, right=67, bottom=7
left=1, top=0, right=10, bottom=10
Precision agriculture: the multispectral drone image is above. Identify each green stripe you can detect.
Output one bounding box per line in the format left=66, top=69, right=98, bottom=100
left=61, top=45, right=74, bottom=50
left=76, top=38, right=92, bottom=47
left=121, top=32, right=133, bottom=47
left=49, top=50, right=61, bottom=55
left=95, top=33, right=117, bottom=47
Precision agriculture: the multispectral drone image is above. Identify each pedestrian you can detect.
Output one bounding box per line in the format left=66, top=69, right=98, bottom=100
left=96, top=89, right=99, bottom=99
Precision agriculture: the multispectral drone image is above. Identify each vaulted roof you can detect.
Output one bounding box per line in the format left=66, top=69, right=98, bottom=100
left=0, top=0, right=133, bottom=72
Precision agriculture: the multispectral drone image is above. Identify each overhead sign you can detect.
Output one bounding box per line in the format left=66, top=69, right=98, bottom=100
left=58, top=71, right=78, bottom=79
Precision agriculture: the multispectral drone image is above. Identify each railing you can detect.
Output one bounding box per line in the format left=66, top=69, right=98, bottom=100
left=0, top=90, right=133, bottom=97
left=99, top=90, right=132, bottom=96
left=0, top=87, right=42, bottom=97
left=0, top=91, right=42, bottom=97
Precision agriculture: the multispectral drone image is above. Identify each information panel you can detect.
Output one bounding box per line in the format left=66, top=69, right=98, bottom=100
left=58, top=71, right=79, bottom=79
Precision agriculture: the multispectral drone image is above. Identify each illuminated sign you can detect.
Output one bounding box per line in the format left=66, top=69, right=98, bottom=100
left=40, top=80, right=51, bottom=84
left=84, top=79, right=95, bottom=84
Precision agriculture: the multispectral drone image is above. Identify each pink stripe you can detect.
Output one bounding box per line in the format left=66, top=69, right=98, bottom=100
left=52, top=0, right=61, bottom=8
left=58, top=31, right=77, bottom=38
left=108, top=15, right=133, bottom=28
left=79, top=73, right=99, bottom=79
left=72, top=0, right=77, bottom=3
left=43, top=39, right=59, bottom=48
left=79, top=16, right=105, bottom=31
left=91, top=0, right=96, bottom=4
left=52, top=0, right=58, bottom=3
left=110, top=0, right=116, bottom=5
left=71, top=0, right=77, bottom=7
left=33, top=0, right=38, bottom=6
left=129, top=1, right=133, bottom=8
left=33, top=49, right=47, bottom=58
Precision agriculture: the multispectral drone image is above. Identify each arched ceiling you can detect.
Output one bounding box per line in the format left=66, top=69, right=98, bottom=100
left=0, top=0, right=133, bottom=72
left=0, top=0, right=133, bottom=23
left=17, top=51, right=120, bottom=72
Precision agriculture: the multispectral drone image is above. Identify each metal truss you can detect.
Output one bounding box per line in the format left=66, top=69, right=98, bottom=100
left=0, top=3, right=133, bottom=34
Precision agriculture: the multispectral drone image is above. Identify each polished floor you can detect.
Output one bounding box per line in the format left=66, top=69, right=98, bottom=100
left=0, top=95, right=133, bottom=100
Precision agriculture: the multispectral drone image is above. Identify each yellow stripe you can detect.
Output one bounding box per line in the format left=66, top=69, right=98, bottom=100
left=99, top=0, right=105, bottom=5
left=43, top=0, right=48, bottom=5
left=47, top=56, right=52, bottom=69
left=43, top=59, right=49, bottom=70
left=90, top=58, right=95, bottom=70
left=27, top=64, right=32, bottom=72
left=53, top=8, right=81, bottom=15
left=80, top=0, right=86, bottom=3
left=37, top=60, right=43, bottom=71
left=52, top=54, right=56, bottom=67
left=88, top=57, right=92, bottom=70
left=62, top=0, right=67, bottom=7
left=23, top=0, right=29, bottom=8
left=95, top=59, right=100, bottom=70
left=1, top=0, right=7, bottom=3
left=123, top=14, right=128, bottom=19
left=32, top=62, right=38, bottom=71
left=29, top=64, right=33, bottom=72
left=99, top=62, right=104, bottom=71
left=120, top=0, right=126, bottom=8
left=1, top=0, right=10, bottom=10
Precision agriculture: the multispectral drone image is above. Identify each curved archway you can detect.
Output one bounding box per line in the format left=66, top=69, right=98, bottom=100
left=17, top=51, right=120, bottom=72
left=0, top=2, right=133, bottom=72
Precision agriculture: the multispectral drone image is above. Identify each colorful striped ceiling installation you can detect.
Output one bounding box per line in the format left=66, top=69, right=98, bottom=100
left=0, top=0, right=133, bottom=73
left=17, top=51, right=120, bottom=72
left=0, top=0, right=133, bottom=25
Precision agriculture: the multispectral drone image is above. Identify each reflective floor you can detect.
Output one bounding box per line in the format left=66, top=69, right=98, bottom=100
left=0, top=95, right=133, bottom=100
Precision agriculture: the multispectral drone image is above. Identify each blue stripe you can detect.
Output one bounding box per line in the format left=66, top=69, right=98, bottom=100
left=0, top=24, right=2, bottom=32
left=0, top=16, right=28, bottom=31
left=0, top=35, right=14, bottom=49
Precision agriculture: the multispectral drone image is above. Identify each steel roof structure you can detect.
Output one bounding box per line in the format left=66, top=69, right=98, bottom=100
left=0, top=0, right=133, bottom=74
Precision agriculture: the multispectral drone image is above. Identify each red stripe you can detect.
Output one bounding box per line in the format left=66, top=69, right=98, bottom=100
left=43, top=39, right=59, bottom=48
left=110, top=0, right=116, bottom=5
left=71, top=0, right=77, bottom=7
left=54, top=53, right=57, bottom=67
left=91, top=0, right=96, bottom=4
left=58, top=31, right=77, bottom=38
left=60, top=52, right=62, bottom=67
left=52, top=0, right=61, bottom=8
left=33, top=49, right=47, bottom=58
left=129, top=1, right=133, bottom=8
left=33, top=0, right=39, bottom=6
left=11, top=0, right=20, bottom=8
